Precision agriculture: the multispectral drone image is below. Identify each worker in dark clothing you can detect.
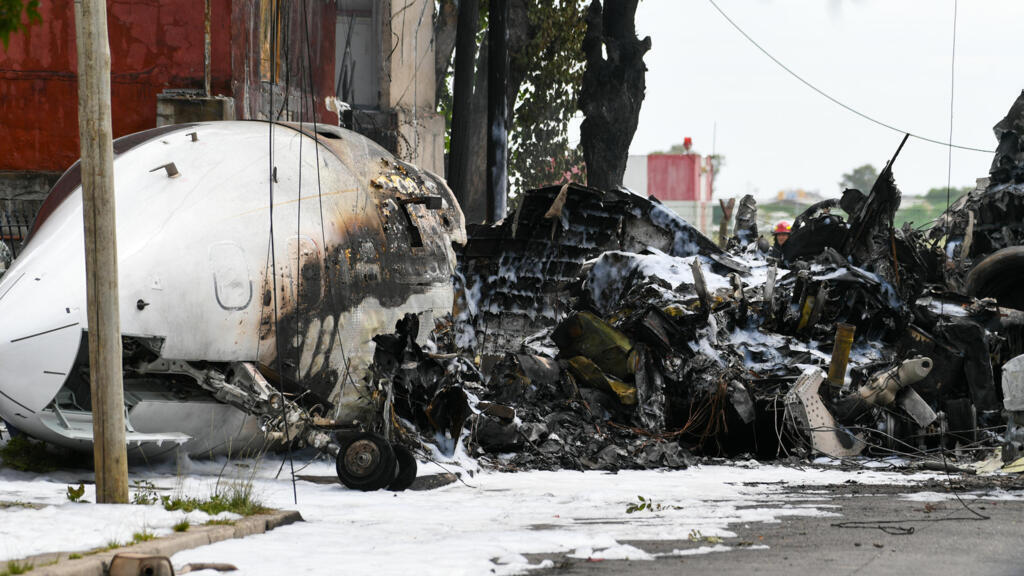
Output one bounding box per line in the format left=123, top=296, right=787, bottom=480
left=769, top=220, right=790, bottom=259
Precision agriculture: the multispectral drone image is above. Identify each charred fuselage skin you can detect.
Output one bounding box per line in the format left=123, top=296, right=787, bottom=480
left=0, top=121, right=464, bottom=456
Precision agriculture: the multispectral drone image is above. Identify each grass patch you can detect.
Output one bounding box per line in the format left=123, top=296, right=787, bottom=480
left=1, top=558, right=33, bottom=575
left=130, top=530, right=155, bottom=544
left=0, top=436, right=63, bottom=473
left=172, top=520, right=190, bottom=532
left=103, top=540, right=122, bottom=551
left=161, top=481, right=268, bottom=517
left=67, top=554, right=82, bottom=560
left=204, top=519, right=236, bottom=526
left=0, top=501, right=43, bottom=510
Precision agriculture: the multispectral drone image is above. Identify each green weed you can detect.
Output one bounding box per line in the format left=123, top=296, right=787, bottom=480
left=130, top=480, right=160, bottom=505
left=0, top=436, right=62, bottom=473
left=625, top=495, right=681, bottom=514
left=1, top=558, right=33, bottom=575
left=687, top=529, right=723, bottom=544
left=66, top=483, right=85, bottom=503
left=162, top=481, right=268, bottom=517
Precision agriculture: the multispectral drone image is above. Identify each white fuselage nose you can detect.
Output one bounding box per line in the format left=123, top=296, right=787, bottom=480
left=0, top=121, right=464, bottom=456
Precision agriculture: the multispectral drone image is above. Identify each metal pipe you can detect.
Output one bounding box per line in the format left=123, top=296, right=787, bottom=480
left=204, top=0, right=211, bottom=97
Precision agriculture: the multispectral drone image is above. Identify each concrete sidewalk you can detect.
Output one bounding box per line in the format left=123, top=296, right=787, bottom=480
left=12, top=509, right=301, bottom=576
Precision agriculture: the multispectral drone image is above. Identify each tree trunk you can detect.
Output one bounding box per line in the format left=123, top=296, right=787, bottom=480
left=457, top=0, right=534, bottom=223
left=448, top=0, right=479, bottom=218
left=486, top=0, right=510, bottom=223
left=462, top=37, right=489, bottom=224
left=578, top=0, right=650, bottom=191
left=433, top=0, right=458, bottom=105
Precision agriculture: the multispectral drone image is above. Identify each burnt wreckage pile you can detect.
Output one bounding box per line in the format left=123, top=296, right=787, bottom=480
left=367, top=92, right=1024, bottom=473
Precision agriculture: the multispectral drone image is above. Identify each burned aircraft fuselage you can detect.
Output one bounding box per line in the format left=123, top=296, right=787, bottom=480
left=0, top=121, right=464, bottom=457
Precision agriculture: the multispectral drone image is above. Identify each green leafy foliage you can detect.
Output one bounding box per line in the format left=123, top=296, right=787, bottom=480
left=839, top=164, right=880, bottom=192
left=625, top=494, right=681, bottom=514
left=0, top=435, right=63, bottom=473
left=172, top=519, right=190, bottom=532
left=66, top=483, right=86, bottom=503
left=436, top=1, right=588, bottom=195
left=923, top=186, right=973, bottom=204
left=509, top=1, right=588, bottom=192
left=0, top=0, right=41, bottom=49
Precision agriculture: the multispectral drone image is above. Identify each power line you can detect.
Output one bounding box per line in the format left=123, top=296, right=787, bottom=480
left=706, top=0, right=994, bottom=154
left=945, top=0, right=958, bottom=211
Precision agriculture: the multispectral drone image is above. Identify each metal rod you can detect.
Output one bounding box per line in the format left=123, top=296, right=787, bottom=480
left=204, top=0, right=212, bottom=97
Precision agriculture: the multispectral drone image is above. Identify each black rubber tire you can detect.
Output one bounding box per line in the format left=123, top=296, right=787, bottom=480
left=387, top=444, right=418, bottom=491
left=335, top=432, right=397, bottom=491
left=966, top=246, right=1024, bottom=310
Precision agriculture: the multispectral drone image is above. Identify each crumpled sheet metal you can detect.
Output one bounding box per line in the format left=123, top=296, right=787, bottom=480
left=454, top=183, right=727, bottom=358
left=930, top=92, right=1024, bottom=295
left=392, top=107, right=1024, bottom=470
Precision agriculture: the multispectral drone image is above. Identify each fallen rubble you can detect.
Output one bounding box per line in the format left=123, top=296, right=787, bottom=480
left=362, top=93, right=1024, bottom=477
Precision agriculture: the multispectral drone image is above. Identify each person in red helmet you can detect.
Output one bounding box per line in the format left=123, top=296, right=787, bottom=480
left=770, top=220, right=791, bottom=258
left=773, top=221, right=791, bottom=245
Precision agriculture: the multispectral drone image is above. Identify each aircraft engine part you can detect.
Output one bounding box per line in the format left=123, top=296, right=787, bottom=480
left=784, top=368, right=866, bottom=458
left=857, top=357, right=933, bottom=407
left=966, top=246, right=1024, bottom=310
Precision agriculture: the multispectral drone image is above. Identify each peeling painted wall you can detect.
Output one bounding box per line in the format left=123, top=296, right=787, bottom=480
left=0, top=0, right=336, bottom=176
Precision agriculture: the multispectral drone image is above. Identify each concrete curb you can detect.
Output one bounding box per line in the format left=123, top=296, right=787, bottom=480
left=16, top=509, right=302, bottom=576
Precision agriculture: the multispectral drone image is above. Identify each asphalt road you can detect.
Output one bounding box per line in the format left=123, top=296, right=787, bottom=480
left=530, top=477, right=1024, bottom=576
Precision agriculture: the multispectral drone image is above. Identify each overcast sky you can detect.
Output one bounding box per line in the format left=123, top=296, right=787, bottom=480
left=628, top=0, right=1024, bottom=199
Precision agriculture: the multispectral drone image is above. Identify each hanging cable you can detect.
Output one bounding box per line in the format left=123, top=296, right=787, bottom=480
left=301, top=0, right=357, bottom=399
left=945, top=0, right=958, bottom=213
left=706, top=0, right=993, bottom=153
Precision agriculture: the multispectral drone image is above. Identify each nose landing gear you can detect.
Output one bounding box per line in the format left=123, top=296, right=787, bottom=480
left=334, top=432, right=419, bottom=492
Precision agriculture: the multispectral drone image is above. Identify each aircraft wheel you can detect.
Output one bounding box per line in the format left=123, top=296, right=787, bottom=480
left=387, top=445, right=418, bottom=492
left=336, top=432, right=396, bottom=491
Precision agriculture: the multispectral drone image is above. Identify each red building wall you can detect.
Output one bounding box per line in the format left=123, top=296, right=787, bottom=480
left=0, top=0, right=233, bottom=173
left=0, top=0, right=336, bottom=175
left=646, top=154, right=705, bottom=202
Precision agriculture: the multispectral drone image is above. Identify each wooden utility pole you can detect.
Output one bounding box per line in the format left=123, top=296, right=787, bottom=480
left=74, top=0, right=129, bottom=503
